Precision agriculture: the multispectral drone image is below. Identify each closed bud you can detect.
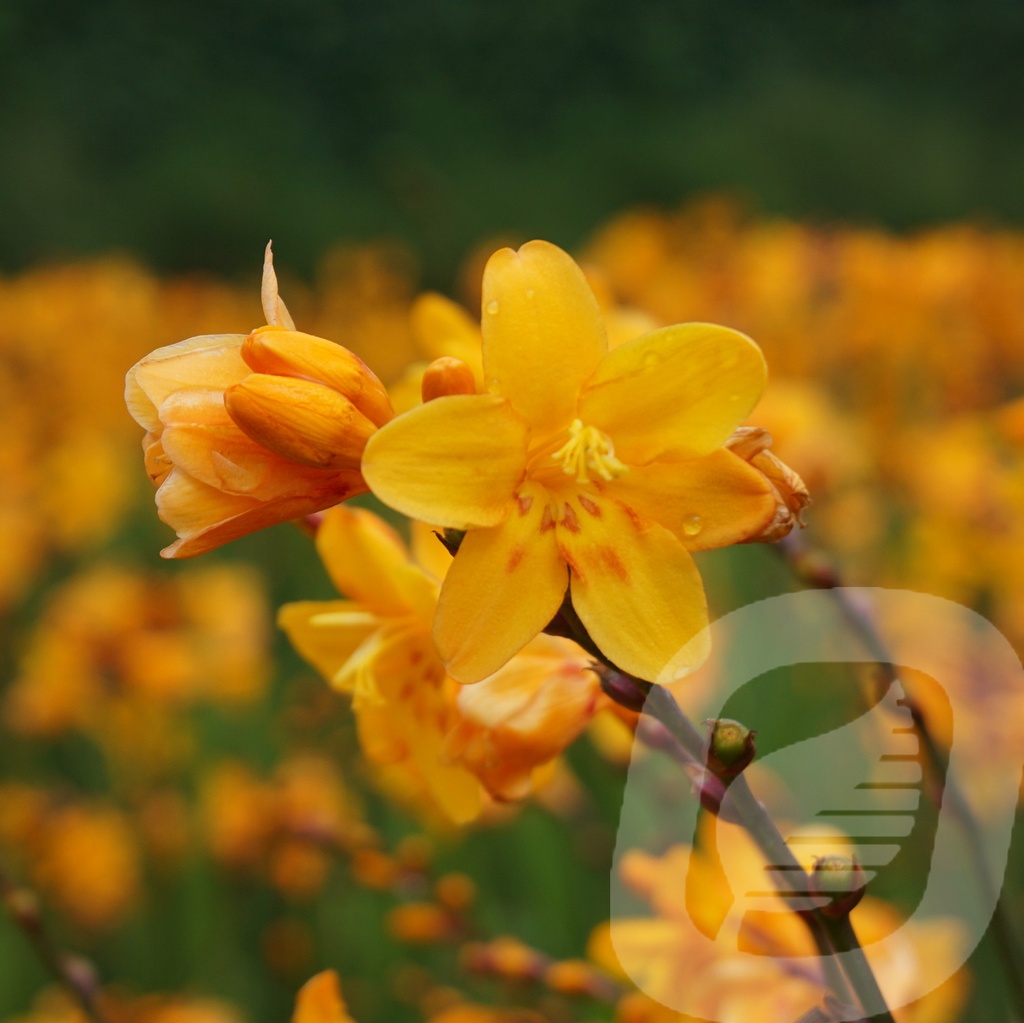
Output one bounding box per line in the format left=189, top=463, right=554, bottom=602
left=809, top=854, right=867, bottom=918
left=225, top=375, right=376, bottom=471
left=242, top=327, right=394, bottom=427
left=705, top=718, right=756, bottom=779
left=422, top=356, right=478, bottom=402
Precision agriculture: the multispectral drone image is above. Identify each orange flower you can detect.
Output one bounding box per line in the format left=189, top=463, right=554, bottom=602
left=125, top=244, right=392, bottom=557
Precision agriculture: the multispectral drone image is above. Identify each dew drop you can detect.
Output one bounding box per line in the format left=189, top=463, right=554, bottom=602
left=682, top=514, right=703, bottom=536
left=486, top=299, right=500, bottom=315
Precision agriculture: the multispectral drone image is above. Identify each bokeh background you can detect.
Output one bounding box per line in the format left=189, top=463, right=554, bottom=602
left=2, top=3, right=1024, bottom=1022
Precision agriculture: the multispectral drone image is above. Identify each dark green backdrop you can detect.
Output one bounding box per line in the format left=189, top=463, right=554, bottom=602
left=2, top=0, right=1023, bottom=284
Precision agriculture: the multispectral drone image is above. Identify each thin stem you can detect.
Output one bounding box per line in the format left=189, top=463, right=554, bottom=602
left=0, top=854, right=111, bottom=1023
left=822, top=916, right=897, bottom=1023
left=776, top=534, right=1024, bottom=1019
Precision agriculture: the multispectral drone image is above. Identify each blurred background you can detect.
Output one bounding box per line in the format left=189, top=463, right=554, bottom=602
left=2, top=3, right=1024, bottom=1022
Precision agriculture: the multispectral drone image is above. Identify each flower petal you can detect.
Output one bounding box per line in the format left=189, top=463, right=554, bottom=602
left=362, top=394, right=528, bottom=529
left=557, top=493, right=710, bottom=683
left=607, top=449, right=777, bottom=551
left=156, top=467, right=363, bottom=558
left=578, top=323, right=767, bottom=464
left=278, top=600, right=378, bottom=686
left=434, top=483, right=567, bottom=683
left=125, top=334, right=247, bottom=432
left=481, top=240, right=606, bottom=433
left=315, top=505, right=437, bottom=620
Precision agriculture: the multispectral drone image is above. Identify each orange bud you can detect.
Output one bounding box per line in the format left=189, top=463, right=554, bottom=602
left=226, top=375, right=376, bottom=471
left=243, top=327, right=394, bottom=426
left=422, top=357, right=477, bottom=402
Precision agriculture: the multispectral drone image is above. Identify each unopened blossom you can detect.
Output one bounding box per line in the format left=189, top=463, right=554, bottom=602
left=125, top=245, right=392, bottom=557
left=363, top=240, right=781, bottom=684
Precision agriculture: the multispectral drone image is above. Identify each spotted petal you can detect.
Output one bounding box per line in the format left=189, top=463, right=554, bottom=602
left=434, top=483, right=567, bottom=683
left=558, top=493, right=710, bottom=683
left=607, top=449, right=777, bottom=550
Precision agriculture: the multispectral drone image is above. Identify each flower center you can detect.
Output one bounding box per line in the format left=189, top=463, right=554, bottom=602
left=551, top=419, right=627, bottom=484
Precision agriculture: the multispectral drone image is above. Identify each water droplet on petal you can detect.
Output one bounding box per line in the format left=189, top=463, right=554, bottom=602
left=486, top=299, right=500, bottom=315
left=682, top=514, right=703, bottom=537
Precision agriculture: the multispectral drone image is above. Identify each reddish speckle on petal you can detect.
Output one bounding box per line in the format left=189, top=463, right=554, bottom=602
left=559, top=544, right=586, bottom=583
left=516, top=492, right=534, bottom=516
left=562, top=502, right=581, bottom=533
left=600, top=546, right=628, bottom=581
left=620, top=501, right=644, bottom=532
left=540, top=505, right=556, bottom=532
left=578, top=493, right=601, bottom=517
left=506, top=545, right=525, bottom=572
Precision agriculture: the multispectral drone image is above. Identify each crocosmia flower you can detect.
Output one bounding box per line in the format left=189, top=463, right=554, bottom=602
left=125, top=245, right=392, bottom=557
left=362, top=241, right=779, bottom=684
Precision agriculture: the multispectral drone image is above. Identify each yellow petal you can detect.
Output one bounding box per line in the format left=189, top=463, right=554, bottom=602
left=362, top=394, right=528, bottom=529
left=578, top=323, right=767, bottom=464
left=278, top=600, right=378, bottom=684
left=410, top=520, right=455, bottom=583
left=434, top=483, right=567, bottom=683
left=261, top=240, right=296, bottom=330
left=481, top=241, right=606, bottom=433
left=225, top=374, right=376, bottom=470
left=557, top=493, right=710, bottom=683
left=242, top=327, right=393, bottom=426
left=316, top=505, right=437, bottom=619
left=125, top=334, right=248, bottom=432
left=607, top=449, right=776, bottom=550
left=411, top=291, right=484, bottom=377
left=292, top=970, right=356, bottom=1023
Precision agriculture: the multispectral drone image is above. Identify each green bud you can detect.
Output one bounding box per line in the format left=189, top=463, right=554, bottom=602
left=809, top=854, right=867, bottom=918
left=705, top=718, right=756, bottom=779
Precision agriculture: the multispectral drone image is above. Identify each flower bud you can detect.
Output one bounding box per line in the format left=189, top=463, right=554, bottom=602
left=225, top=375, right=377, bottom=471
left=422, top=356, right=478, bottom=402
left=705, top=718, right=756, bottom=779
left=808, top=854, right=867, bottom=918
left=242, top=327, right=394, bottom=427
left=727, top=427, right=810, bottom=542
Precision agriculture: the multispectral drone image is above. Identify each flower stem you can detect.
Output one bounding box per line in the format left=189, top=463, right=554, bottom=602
left=821, top=915, right=898, bottom=1023
left=0, top=853, right=111, bottom=1023
left=776, top=533, right=1024, bottom=1018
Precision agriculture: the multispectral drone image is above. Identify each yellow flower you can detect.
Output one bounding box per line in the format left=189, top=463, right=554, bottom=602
left=363, top=240, right=778, bottom=684
left=279, top=505, right=482, bottom=824
left=125, top=245, right=392, bottom=557
left=279, top=506, right=604, bottom=818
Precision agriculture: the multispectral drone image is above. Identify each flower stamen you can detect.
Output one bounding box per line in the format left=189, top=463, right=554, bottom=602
left=551, top=419, right=627, bottom=484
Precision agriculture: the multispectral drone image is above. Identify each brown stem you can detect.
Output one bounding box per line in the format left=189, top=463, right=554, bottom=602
left=0, top=853, right=111, bottom=1023
left=776, top=533, right=1024, bottom=1019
